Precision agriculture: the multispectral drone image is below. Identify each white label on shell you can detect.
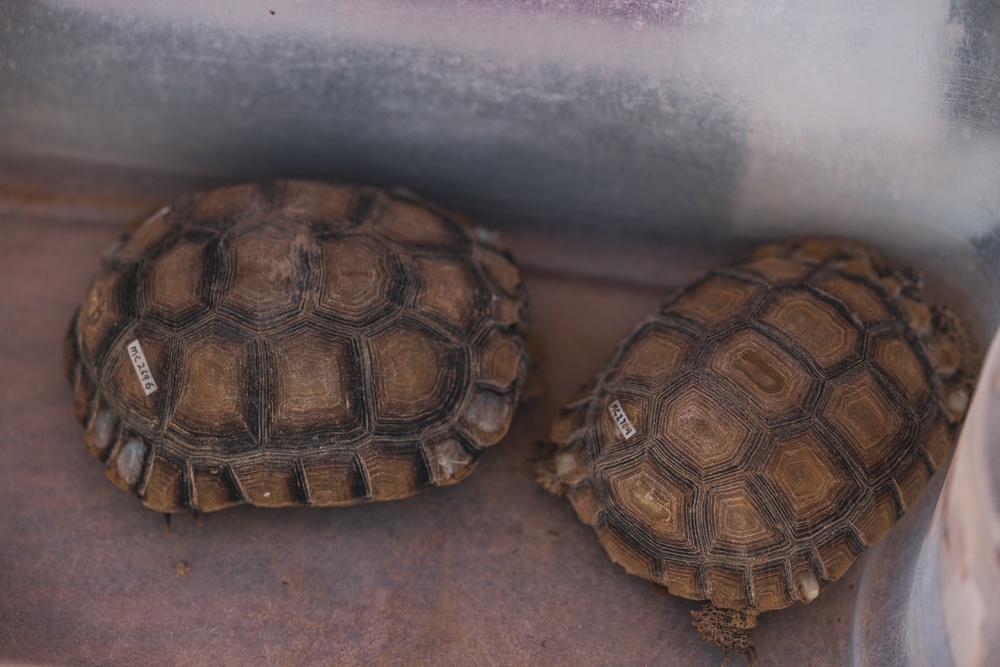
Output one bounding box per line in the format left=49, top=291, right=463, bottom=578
left=608, top=399, right=636, bottom=440
left=127, top=339, right=158, bottom=396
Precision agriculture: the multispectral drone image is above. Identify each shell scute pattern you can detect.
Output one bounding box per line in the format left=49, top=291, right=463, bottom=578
left=548, top=237, right=976, bottom=618
left=66, top=181, right=529, bottom=513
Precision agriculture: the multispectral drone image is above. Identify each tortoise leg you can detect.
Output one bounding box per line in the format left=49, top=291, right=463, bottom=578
left=533, top=443, right=568, bottom=497
left=691, top=603, right=759, bottom=667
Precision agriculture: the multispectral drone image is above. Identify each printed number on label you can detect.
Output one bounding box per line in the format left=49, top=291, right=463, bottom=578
left=608, top=399, right=636, bottom=440
left=127, top=339, right=158, bottom=396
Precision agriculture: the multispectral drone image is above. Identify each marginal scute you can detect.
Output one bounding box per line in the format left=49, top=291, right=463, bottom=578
left=477, top=332, right=523, bottom=389
left=143, top=455, right=185, bottom=511
left=740, top=256, right=813, bottom=283
left=818, top=534, right=858, bottom=581
left=792, top=238, right=843, bottom=263
left=426, top=439, right=475, bottom=484
left=71, top=354, right=94, bottom=424
left=667, top=275, right=760, bottom=328
left=854, top=492, right=899, bottom=545
left=299, top=452, right=360, bottom=505
left=373, top=199, right=462, bottom=248
left=234, top=462, right=298, bottom=507
left=600, top=523, right=656, bottom=581
left=839, top=256, right=880, bottom=280
left=875, top=335, right=929, bottom=403
left=461, top=390, right=513, bottom=446
left=596, top=394, right=646, bottom=452
left=550, top=406, right=586, bottom=445
left=924, top=333, right=962, bottom=376
left=494, top=294, right=522, bottom=329
left=188, top=183, right=263, bottom=224
left=281, top=181, right=358, bottom=226
left=663, top=563, right=701, bottom=600
left=567, top=482, right=601, bottom=526
left=903, top=298, right=933, bottom=336
left=895, top=458, right=931, bottom=511
left=362, top=448, right=422, bottom=500
left=816, top=274, right=891, bottom=324
left=477, top=248, right=521, bottom=297
left=79, top=269, right=122, bottom=361
left=922, top=419, right=952, bottom=467
left=751, top=568, right=789, bottom=612
left=191, top=466, right=239, bottom=511
left=706, top=568, right=748, bottom=609
left=116, top=207, right=173, bottom=260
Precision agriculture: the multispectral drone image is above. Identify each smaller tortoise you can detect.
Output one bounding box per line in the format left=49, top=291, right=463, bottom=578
left=540, top=237, right=977, bottom=665
left=65, top=181, right=529, bottom=513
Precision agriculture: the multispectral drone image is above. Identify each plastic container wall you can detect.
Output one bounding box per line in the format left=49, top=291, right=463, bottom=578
left=1, top=0, right=999, bottom=251
left=851, top=330, right=1000, bottom=667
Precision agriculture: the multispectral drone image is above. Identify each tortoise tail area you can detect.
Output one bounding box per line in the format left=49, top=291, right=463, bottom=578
left=691, top=603, right=759, bottom=667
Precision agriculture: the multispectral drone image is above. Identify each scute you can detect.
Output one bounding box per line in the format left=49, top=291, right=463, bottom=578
left=224, top=224, right=309, bottom=324
left=547, top=236, right=976, bottom=618
left=661, top=384, right=754, bottom=472
left=762, top=431, right=856, bottom=533
left=760, top=290, right=859, bottom=370
left=270, top=332, right=358, bottom=435
left=317, top=236, right=399, bottom=322
left=66, top=180, right=529, bottom=512
left=709, top=328, right=816, bottom=418
left=172, top=335, right=253, bottom=442
left=606, top=460, right=691, bottom=548
left=369, top=322, right=461, bottom=423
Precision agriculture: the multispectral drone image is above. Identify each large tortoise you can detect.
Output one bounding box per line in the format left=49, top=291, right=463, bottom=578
left=541, top=237, right=977, bottom=665
left=64, top=181, right=528, bottom=513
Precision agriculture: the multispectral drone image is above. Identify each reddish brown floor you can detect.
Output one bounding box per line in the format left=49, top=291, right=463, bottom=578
left=1, top=196, right=915, bottom=667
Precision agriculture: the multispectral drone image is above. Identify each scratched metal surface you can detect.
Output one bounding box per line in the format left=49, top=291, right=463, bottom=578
left=0, top=199, right=903, bottom=667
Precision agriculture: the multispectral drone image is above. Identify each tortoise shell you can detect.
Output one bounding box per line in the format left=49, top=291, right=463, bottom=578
left=64, top=181, right=528, bottom=513
left=547, top=237, right=976, bottom=616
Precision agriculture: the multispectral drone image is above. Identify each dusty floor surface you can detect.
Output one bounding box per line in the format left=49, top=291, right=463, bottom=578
left=1, top=195, right=934, bottom=667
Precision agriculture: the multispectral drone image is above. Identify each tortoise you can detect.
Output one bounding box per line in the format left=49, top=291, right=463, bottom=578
left=64, top=180, right=529, bottom=513
left=539, top=237, right=977, bottom=665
